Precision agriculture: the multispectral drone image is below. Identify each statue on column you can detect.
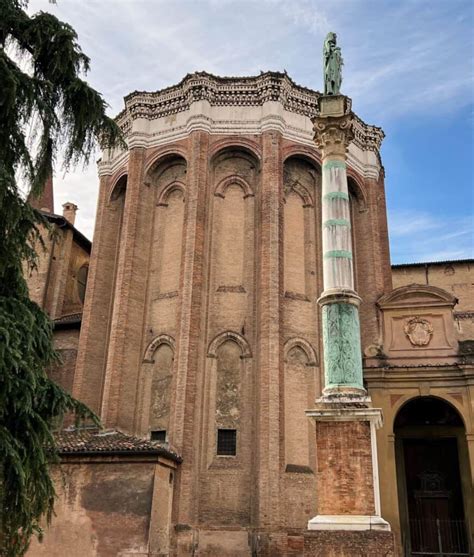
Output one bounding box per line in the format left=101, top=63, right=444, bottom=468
left=323, top=32, right=343, bottom=95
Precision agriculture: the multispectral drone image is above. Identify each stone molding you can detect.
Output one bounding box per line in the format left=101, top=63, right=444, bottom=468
left=110, top=72, right=383, bottom=174
left=214, top=175, right=254, bottom=198
left=118, top=72, right=383, bottom=150
left=377, top=283, right=458, bottom=309
left=306, top=405, right=383, bottom=429
left=118, top=71, right=320, bottom=123
left=308, top=514, right=390, bottom=531
left=156, top=181, right=186, bottom=206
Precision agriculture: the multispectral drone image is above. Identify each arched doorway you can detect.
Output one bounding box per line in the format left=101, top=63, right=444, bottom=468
left=395, top=397, right=471, bottom=556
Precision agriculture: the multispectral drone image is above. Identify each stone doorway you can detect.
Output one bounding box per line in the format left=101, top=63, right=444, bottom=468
left=394, top=397, right=471, bottom=556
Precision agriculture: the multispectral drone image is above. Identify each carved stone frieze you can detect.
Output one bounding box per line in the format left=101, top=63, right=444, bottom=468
left=404, top=316, right=434, bottom=347
left=115, top=71, right=384, bottom=156
left=118, top=71, right=319, bottom=125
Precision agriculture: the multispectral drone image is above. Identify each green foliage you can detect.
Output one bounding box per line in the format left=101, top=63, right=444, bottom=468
left=0, top=1, right=123, bottom=554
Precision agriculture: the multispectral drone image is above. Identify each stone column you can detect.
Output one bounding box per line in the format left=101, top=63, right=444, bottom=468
left=314, top=95, right=364, bottom=395
left=305, top=96, right=391, bottom=539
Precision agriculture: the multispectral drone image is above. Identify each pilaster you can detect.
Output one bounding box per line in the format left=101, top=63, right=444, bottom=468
left=256, top=130, right=284, bottom=528
left=74, top=172, right=119, bottom=412
left=100, top=146, right=154, bottom=427
left=170, top=130, right=210, bottom=526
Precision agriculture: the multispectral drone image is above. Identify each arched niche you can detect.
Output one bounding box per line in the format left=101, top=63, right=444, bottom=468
left=200, top=330, right=253, bottom=524
left=347, top=175, right=367, bottom=292
left=147, top=156, right=187, bottom=310
left=283, top=156, right=319, bottom=300
left=283, top=338, right=316, bottom=470
left=347, top=175, right=368, bottom=213
left=109, top=173, right=128, bottom=202
left=209, top=149, right=257, bottom=296
left=147, top=339, right=175, bottom=436
left=284, top=337, right=318, bottom=366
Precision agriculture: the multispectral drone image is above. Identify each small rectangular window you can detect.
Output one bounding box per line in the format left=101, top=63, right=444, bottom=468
left=217, top=429, right=237, bottom=456
left=151, top=430, right=167, bottom=442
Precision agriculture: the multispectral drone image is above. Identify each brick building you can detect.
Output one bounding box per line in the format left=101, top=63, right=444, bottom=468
left=27, top=72, right=473, bottom=557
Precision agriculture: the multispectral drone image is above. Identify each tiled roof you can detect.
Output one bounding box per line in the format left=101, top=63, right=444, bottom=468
left=40, top=210, right=91, bottom=252
left=54, top=428, right=182, bottom=463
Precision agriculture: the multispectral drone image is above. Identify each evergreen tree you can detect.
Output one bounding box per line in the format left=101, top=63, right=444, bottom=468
left=0, top=1, right=123, bottom=554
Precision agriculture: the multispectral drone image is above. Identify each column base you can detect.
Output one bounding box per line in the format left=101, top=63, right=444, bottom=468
left=308, top=514, right=391, bottom=531
left=320, top=386, right=367, bottom=399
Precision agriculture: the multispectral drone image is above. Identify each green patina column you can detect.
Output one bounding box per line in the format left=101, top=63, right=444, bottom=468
left=313, top=95, right=365, bottom=396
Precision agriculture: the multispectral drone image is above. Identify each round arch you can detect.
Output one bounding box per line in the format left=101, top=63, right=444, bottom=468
left=282, top=146, right=322, bottom=169
left=393, top=395, right=471, bottom=555
left=108, top=172, right=128, bottom=202
left=209, top=138, right=261, bottom=164
left=393, top=395, right=466, bottom=432
left=347, top=172, right=368, bottom=212
left=144, top=146, right=188, bottom=177
left=214, top=175, right=254, bottom=199
left=156, top=180, right=186, bottom=206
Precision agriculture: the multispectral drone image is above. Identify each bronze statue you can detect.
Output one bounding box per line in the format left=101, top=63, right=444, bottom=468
left=323, top=32, right=343, bottom=95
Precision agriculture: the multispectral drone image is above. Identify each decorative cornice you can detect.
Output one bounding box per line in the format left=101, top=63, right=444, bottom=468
left=352, top=114, right=384, bottom=153
left=118, top=71, right=319, bottom=125
left=115, top=71, right=383, bottom=155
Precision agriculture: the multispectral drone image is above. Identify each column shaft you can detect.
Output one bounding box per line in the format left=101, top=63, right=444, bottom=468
left=314, top=97, right=364, bottom=394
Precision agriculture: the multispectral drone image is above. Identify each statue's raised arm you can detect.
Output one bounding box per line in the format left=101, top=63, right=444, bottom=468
left=323, top=32, right=343, bottom=95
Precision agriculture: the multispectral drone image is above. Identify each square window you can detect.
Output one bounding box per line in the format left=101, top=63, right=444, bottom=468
left=151, top=430, right=167, bottom=442
left=217, top=429, right=237, bottom=456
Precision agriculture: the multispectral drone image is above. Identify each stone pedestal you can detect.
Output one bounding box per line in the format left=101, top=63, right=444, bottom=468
left=306, top=399, right=389, bottom=532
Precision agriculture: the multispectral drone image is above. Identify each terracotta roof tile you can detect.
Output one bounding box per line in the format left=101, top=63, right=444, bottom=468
left=54, top=428, right=182, bottom=462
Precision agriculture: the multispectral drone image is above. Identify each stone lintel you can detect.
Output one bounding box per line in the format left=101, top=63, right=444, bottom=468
left=308, top=514, right=391, bottom=532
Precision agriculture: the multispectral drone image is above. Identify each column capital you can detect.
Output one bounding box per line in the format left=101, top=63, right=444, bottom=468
left=313, top=114, right=354, bottom=159
left=313, top=95, right=354, bottom=159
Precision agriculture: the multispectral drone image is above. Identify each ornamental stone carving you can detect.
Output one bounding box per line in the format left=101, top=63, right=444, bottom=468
left=322, top=302, right=363, bottom=387
left=404, top=316, right=434, bottom=347
left=313, top=114, right=354, bottom=159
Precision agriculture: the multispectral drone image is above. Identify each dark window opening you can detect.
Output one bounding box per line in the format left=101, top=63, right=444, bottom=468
left=77, top=264, right=89, bottom=304
left=217, top=429, right=237, bottom=456
left=151, top=430, right=167, bottom=442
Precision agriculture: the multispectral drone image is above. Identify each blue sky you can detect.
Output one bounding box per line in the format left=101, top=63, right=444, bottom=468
left=28, top=0, right=474, bottom=263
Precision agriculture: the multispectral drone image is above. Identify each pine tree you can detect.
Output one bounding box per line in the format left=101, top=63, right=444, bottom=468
left=0, top=2, right=123, bottom=554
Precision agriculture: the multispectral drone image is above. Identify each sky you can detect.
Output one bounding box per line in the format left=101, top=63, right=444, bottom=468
left=27, top=0, right=474, bottom=263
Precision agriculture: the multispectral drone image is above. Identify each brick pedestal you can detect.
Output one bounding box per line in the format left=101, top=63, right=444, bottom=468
left=305, top=398, right=393, bottom=554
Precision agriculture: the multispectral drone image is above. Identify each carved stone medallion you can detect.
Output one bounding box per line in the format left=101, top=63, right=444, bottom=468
left=404, top=316, right=434, bottom=347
